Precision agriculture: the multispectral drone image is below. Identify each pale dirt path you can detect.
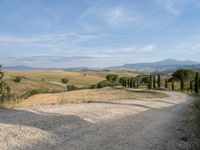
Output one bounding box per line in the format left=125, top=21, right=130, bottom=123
left=0, top=91, right=192, bottom=150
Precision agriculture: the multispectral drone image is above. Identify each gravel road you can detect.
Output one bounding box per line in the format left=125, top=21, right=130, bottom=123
left=0, top=91, right=192, bottom=150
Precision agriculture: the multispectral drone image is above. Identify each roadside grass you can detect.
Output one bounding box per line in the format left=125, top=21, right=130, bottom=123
left=190, top=94, right=200, bottom=148
left=11, top=87, right=167, bottom=108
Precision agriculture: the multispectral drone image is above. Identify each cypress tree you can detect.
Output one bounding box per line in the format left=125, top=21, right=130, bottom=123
left=180, top=72, right=184, bottom=92
left=153, top=76, right=156, bottom=88
left=190, top=81, right=193, bottom=93
left=165, top=79, right=168, bottom=88
left=195, top=72, right=199, bottom=93
left=148, top=75, right=152, bottom=89
left=158, top=74, right=161, bottom=88
left=172, top=80, right=175, bottom=91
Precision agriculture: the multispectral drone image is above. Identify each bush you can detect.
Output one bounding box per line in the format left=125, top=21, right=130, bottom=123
left=67, top=85, right=77, bottom=91
left=17, top=88, right=49, bottom=100
left=61, top=78, right=69, bottom=84
left=14, top=76, right=22, bottom=82
left=97, top=80, right=111, bottom=88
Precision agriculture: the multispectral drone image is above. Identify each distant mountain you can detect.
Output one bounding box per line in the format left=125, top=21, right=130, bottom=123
left=2, top=65, right=38, bottom=70
left=109, top=59, right=200, bottom=72
left=2, top=59, right=200, bottom=72
left=2, top=65, right=92, bottom=71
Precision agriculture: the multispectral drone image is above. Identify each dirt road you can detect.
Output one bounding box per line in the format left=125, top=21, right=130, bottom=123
left=0, top=91, right=192, bottom=150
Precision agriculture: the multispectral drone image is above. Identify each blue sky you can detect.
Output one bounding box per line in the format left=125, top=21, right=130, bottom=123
left=0, top=0, right=200, bottom=67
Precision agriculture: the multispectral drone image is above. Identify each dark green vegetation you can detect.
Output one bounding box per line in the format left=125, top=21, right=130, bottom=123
left=67, top=84, right=78, bottom=91
left=1, top=66, right=200, bottom=106
left=158, top=74, right=161, bottom=88
left=97, top=80, right=111, bottom=88
left=13, top=76, right=22, bottom=82
left=195, top=72, right=199, bottom=93
left=106, top=74, right=119, bottom=86
left=61, top=78, right=69, bottom=84
left=0, top=65, right=12, bottom=102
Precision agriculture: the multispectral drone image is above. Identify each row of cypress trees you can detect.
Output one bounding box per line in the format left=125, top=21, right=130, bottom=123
left=147, top=71, right=200, bottom=93
left=148, top=74, right=161, bottom=89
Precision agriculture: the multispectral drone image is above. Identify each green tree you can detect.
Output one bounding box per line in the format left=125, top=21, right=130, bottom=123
left=158, top=74, right=161, bottom=88
left=0, top=65, right=12, bottom=102
left=119, top=77, right=128, bottom=87
left=61, top=78, right=69, bottom=84
left=165, top=79, right=168, bottom=89
left=190, top=80, right=193, bottom=93
left=106, top=74, right=119, bottom=86
left=172, top=69, right=195, bottom=81
left=148, top=75, right=152, bottom=89
left=153, top=76, right=156, bottom=88
left=180, top=72, right=184, bottom=92
left=141, top=76, right=149, bottom=85
left=195, top=72, right=199, bottom=93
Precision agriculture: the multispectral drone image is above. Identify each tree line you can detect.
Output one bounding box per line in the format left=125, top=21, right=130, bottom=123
left=104, top=69, right=200, bottom=94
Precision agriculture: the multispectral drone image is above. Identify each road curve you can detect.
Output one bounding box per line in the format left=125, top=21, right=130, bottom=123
left=0, top=91, right=192, bottom=150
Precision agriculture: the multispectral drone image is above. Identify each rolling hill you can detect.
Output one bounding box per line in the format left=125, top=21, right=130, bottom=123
left=109, top=59, right=200, bottom=72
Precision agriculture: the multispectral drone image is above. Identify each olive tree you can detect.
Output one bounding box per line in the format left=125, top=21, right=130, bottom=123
left=106, top=74, right=119, bottom=86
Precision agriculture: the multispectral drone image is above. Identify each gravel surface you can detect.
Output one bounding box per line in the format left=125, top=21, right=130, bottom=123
left=0, top=91, right=192, bottom=150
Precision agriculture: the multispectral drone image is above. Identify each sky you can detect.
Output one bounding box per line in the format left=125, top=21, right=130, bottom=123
left=0, top=0, right=200, bottom=68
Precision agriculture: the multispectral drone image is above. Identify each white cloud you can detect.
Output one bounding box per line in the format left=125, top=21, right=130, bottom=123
left=138, top=44, right=156, bottom=52
left=0, top=33, right=94, bottom=46
left=156, top=0, right=191, bottom=15
left=104, top=7, right=134, bottom=25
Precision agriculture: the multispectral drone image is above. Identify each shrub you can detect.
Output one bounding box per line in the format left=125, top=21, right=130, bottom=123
left=67, top=85, right=77, bottom=91
left=97, top=80, right=111, bottom=88
left=61, top=78, right=69, bottom=84
left=14, top=76, right=22, bottom=82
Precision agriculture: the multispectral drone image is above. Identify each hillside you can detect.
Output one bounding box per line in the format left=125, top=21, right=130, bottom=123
left=3, top=70, right=139, bottom=96
left=109, top=59, right=200, bottom=72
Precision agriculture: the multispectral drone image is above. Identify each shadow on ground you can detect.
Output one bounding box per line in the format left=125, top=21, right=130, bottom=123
left=0, top=96, right=191, bottom=150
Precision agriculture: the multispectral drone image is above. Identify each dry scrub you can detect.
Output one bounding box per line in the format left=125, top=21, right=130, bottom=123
left=15, top=87, right=166, bottom=107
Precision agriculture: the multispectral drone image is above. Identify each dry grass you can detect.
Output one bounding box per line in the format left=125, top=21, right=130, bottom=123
left=13, top=87, right=166, bottom=107
left=3, top=70, right=140, bottom=95
left=3, top=78, right=65, bottom=96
